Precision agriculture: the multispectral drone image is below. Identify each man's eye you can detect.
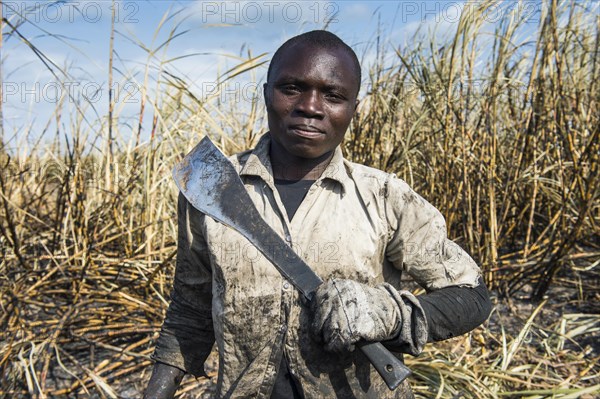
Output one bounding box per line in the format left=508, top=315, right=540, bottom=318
left=325, top=92, right=345, bottom=102
left=279, top=85, right=301, bottom=94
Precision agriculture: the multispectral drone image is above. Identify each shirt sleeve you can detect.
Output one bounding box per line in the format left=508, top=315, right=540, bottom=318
left=417, top=277, right=492, bottom=342
left=152, top=192, right=215, bottom=377
left=382, top=176, right=491, bottom=352
left=384, top=175, right=481, bottom=291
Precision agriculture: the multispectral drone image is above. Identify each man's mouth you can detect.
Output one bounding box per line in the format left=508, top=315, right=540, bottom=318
left=289, top=124, right=325, bottom=138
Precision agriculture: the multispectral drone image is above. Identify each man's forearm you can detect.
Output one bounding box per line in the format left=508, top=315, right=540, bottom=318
left=417, top=277, right=492, bottom=342
left=144, top=362, right=186, bottom=399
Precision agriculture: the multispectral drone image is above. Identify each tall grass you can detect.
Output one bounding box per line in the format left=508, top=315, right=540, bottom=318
left=0, top=0, right=598, bottom=397
left=347, top=0, right=599, bottom=298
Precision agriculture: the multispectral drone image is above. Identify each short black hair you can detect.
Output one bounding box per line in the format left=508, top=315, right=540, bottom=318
left=266, top=30, right=361, bottom=95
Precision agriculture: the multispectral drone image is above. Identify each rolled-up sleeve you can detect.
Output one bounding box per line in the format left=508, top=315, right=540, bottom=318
left=384, top=176, right=481, bottom=291
left=152, top=192, right=215, bottom=377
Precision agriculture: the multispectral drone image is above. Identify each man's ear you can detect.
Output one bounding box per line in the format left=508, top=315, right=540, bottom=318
left=263, top=83, right=271, bottom=108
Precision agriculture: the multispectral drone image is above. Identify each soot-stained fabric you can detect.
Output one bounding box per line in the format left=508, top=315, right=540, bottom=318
left=152, top=133, right=487, bottom=398
left=271, top=179, right=313, bottom=398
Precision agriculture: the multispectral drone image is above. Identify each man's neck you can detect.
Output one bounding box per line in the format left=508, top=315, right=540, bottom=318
left=269, top=139, right=335, bottom=181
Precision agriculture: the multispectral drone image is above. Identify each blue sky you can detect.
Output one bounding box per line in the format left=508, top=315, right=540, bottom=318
left=0, top=1, right=558, bottom=151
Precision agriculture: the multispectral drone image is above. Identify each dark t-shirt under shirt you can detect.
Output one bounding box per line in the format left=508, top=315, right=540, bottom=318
left=274, top=178, right=315, bottom=221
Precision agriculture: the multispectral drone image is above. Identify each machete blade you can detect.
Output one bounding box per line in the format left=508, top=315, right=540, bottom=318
left=172, top=136, right=323, bottom=299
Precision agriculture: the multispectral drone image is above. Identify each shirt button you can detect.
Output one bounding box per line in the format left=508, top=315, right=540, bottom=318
left=283, top=282, right=290, bottom=289
left=285, top=234, right=291, bottom=242
left=280, top=325, right=287, bottom=333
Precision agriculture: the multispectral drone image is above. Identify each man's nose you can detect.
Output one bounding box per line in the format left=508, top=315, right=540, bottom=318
left=295, top=90, right=324, bottom=118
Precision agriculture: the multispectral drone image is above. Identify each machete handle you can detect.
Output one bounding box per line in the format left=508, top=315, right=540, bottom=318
left=358, top=341, right=411, bottom=390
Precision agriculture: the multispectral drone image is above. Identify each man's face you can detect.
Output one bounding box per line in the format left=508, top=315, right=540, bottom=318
left=264, top=43, right=359, bottom=160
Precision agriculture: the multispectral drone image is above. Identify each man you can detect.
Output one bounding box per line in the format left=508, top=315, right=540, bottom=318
left=145, top=30, right=492, bottom=398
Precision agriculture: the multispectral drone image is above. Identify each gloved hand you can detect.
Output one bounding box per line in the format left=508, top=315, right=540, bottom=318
left=310, top=279, right=400, bottom=352
left=310, top=279, right=428, bottom=354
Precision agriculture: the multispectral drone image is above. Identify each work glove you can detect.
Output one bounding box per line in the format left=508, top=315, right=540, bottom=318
left=310, top=278, right=428, bottom=354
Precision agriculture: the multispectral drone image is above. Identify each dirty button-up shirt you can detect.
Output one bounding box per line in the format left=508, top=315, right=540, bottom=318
left=152, top=133, right=481, bottom=398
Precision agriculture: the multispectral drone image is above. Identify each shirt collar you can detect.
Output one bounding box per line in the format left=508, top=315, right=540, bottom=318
left=239, top=132, right=351, bottom=193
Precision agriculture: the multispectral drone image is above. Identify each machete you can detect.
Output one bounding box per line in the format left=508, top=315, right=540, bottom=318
left=172, top=136, right=411, bottom=390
